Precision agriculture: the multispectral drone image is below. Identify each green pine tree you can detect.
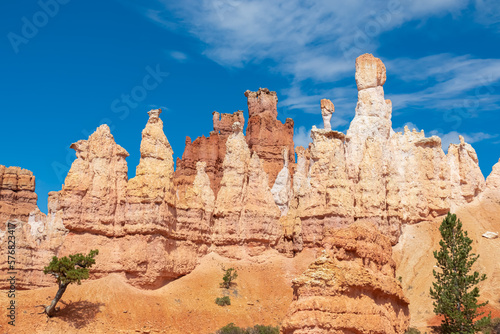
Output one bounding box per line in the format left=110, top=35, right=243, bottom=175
left=42, top=249, right=99, bottom=317
left=430, top=213, right=490, bottom=333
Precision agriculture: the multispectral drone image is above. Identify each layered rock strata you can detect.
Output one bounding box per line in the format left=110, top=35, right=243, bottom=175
left=175, top=110, right=244, bottom=198
left=0, top=166, right=38, bottom=224
left=245, top=88, right=295, bottom=188
left=47, top=124, right=129, bottom=235
left=2, top=53, right=498, bottom=294
left=45, top=111, right=200, bottom=288
left=281, top=223, right=410, bottom=334
left=320, top=99, right=334, bottom=131
left=285, top=54, right=487, bottom=247
left=0, top=166, right=68, bottom=289
left=212, top=122, right=282, bottom=256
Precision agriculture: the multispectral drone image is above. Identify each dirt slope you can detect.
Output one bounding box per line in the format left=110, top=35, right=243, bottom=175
left=0, top=250, right=317, bottom=334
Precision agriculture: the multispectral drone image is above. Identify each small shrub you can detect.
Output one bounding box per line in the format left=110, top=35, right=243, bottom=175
left=215, top=296, right=231, bottom=306
left=214, top=323, right=279, bottom=334
left=250, top=325, right=280, bottom=334
left=405, top=328, right=421, bottom=334
left=480, top=317, right=500, bottom=334
left=216, top=323, right=244, bottom=334
left=220, top=266, right=238, bottom=289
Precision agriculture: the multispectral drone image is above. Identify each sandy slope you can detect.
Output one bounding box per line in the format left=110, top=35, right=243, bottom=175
left=0, top=249, right=317, bottom=334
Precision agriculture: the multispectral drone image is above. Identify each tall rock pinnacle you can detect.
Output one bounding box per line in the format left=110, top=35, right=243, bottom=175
left=320, top=98, right=334, bottom=130
left=245, top=88, right=295, bottom=187
left=127, top=108, right=174, bottom=205
left=346, top=54, right=393, bottom=181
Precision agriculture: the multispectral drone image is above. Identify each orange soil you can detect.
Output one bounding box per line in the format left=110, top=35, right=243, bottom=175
left=427, top=305, right=500, bottom=328
left=0, top=249, right=317, bottom=334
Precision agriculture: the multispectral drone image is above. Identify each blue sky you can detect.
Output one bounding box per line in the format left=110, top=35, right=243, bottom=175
left=1, top=0, right=499, bottom=213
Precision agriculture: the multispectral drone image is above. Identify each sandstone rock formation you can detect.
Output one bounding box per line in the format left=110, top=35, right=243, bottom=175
left=175, top=161, right=214, bottom=242
left=47, top=124, right=129, bottom=236
left=320, top=99, right=334, bottom=131
left=175, top=110, right=244, bottom=202
left=447, top=135, right=485, bottom=208
left=293, top=127, right=354, bottom=246
left=0, top=166, right=38, bottom=224
left=212, top=122, right=281, bottom=255
left=281, top=223, right=410, bottom=334
left=245, top=88, right=295, bottom=187
left=121, top=108, right=176, bottom=236
left=0, top=166, right=68, bottom=289
left=486, top=158, right=500, bottom=191
left=3, top=53, right=499, bottom=334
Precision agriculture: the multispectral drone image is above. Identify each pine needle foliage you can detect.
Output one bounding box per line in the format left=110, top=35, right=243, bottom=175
left=42, top=249, right=99, bottom=316
left=430, top=213, right=490, bottom=333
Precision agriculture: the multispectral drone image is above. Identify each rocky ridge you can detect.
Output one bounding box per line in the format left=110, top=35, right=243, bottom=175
left=0, top=53, right=498, bottom=332
left=281, top=222, right=410, bottom=334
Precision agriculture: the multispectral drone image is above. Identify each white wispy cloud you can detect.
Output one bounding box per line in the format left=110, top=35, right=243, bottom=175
left=386, top=54, right=500, bottom=125
left=122, top=0, right=500, bottom=129
left=166, top=50, right=189, bottom=62
left=293, top=126, right=312, bottom=148
left=129, top=0, right=471, bottom=81
left=474, top=0, right=500, bottom=29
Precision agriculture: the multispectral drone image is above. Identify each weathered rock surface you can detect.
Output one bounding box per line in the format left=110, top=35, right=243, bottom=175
left=486, top=158, right=500, bottom=192
left=293, top=128, right=354, bottom=246
left=447, top=135, right=486, bottom=208
left=386, top=127, right=450, bottom=238
left=346, top=54, right=392, bottom=180
left=281, top=223, right=410, bottom=334
left=4, top=53, right=499, bottom=334
left=175, top=110, right=244, bottom=201
left=47, top=124, right=129, bottom=236
left=213, top=122, right=281, bottom=255
left=121, top=108, right=176, bottom=236
left=245, top=88, right=295, bottom=187
left=0, top=166, right=38, bottom=224
left=0, top=165, right=68, bottom=289
left=320, top=99, right=334, bottom=131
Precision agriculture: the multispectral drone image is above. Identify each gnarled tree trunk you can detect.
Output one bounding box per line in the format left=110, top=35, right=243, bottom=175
left=45, top=282, right=68, bottom=317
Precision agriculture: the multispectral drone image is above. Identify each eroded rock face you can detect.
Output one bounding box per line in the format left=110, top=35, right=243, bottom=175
left=447, top=135, right=485, bottom=208
left=387, top=127, right=450, bottom=228
left=5, top=53, right=498, bottom=305
left=0, top=166, right=38, bottom=224
left=245, top=88, right=295, bottom=187
left=48, top=124, right=129, bottom=236
left=355, top=53, right=387, bottom=90
left=320, top=99, right=334, bottom=131
left=175, top=110, right=245, bottom=201
left=281, top=223, right=410, bottom=334
left=486, top=160, right=500, bottom=194
left=294, top=128, right=354, bottom=246
left=245, top=88, right=278, bottom=118
left=271, top=147, right=293, bottom=216
left=121, top=108, right=176, bottom=236
left=0, top=166, right=67, bottom=289
left=46, top=112, right=197, bottom=288
left=346, top=54, right=392, bottom=181
left=282, top=54, right=490, bottom=246
left=213, top=122, right=281, bottom=255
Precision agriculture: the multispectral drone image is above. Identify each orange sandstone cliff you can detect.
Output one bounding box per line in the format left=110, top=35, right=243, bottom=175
left=281, top=223, right=410, bottom=334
